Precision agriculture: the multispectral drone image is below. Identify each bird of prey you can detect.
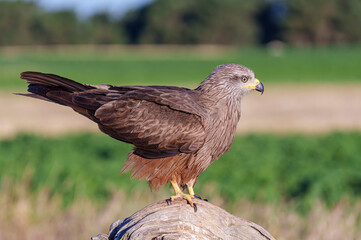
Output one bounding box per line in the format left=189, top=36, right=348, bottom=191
left=20, top=64, right=264, bottom=209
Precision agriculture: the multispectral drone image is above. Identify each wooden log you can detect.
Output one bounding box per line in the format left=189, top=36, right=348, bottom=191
left=92, top=198, right=276, bottom=240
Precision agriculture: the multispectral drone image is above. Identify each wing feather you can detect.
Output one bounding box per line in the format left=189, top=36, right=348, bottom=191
left=20, top=71, right=207, bottom=159
left=95, top=95, right=206, bottom=159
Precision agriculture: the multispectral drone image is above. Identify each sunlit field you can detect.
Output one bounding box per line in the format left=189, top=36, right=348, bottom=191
left=1, top=45, right=361, bottom=90
left=2, top=132, right=361, bottom=210
left=1, top=0, right=361, bottom=238
left=2, top=178, right=360, bottom=240
left=1, top=45, right=361, bottom=239
left=1, top=133, right=361, bottom=239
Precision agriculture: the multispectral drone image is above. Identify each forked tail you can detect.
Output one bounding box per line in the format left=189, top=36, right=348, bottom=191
left=19, top=71, right=94, bottom=105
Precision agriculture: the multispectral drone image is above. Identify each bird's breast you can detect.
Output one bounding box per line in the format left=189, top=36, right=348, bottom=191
left=203, top=99, right=241, bottom=161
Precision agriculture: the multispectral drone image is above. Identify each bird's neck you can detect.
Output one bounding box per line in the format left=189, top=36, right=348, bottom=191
left=196, top=84, right=242, bottom=113
left=196, top=87, right=242, bottom=128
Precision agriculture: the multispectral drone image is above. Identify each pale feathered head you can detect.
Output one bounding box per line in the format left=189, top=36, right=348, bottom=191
left=197, top=64, right=264, bottom=97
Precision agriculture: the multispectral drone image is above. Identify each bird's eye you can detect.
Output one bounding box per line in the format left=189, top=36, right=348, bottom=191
left=241, top=76, right=248, bottom=83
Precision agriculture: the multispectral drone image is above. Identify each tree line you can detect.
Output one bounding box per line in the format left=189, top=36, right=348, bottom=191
left=0, top=0, right=360, bottom=46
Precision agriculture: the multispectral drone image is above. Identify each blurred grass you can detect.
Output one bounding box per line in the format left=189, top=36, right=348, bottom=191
left=2, top=177, right=360, bottom=240
left=1, top=45, right=361, bottom=90
left=1, top=132, right=361, bottom=213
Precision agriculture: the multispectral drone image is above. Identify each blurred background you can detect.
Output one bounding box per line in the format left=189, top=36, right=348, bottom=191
left=0, top=0, right=361, bottom=239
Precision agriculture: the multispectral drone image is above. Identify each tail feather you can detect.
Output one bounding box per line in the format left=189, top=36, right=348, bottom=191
left=14, top=92, right=51, bottom=102
left=20, top=71, right=96, bottom=106
left=20, top=71, right=93, bottom=92
left=19, top=71, right=113, bottom=122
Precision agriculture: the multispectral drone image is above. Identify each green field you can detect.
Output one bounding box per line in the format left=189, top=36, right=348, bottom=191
left=1, top=46, right=361, bottom=90
left=1, top=46, right=361, bottom=238
left=1, top=132, right=360, bottom=213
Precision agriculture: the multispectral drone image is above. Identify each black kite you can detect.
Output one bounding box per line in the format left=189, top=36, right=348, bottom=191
left=20, top=64, right=264, bottom=209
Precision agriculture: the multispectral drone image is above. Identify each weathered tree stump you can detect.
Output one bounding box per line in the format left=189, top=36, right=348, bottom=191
left=92, top=198, right=276, bottom=240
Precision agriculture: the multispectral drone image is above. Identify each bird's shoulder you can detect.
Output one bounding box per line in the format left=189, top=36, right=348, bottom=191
left=95, top=85, right=208, bottom=119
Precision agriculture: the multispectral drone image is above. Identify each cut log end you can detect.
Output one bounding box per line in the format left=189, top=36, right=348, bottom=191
left=92, top=198, right=276, bottom=240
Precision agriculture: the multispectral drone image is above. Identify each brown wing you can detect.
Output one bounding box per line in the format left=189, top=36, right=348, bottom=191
left=20, top=71, right=206, bottom=159
left=106, top=85, right=208, bottom=118
left=94, top=93, right=206, bottom=159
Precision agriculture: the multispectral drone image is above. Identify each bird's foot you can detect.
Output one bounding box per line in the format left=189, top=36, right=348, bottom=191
left=167, top=193, right=197, bottom=212
left=168, top=180, right=198, bottom=212
left=171, top=193, right=194, bottom=206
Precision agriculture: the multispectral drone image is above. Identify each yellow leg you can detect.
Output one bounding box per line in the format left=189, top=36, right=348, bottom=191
left=187, top=185, right=206, bottom=201
left=170, top=180, right=183, bottom=195
left=187, top=185, right=195, bottom=196
left=169, top=180, right=195, bottom=207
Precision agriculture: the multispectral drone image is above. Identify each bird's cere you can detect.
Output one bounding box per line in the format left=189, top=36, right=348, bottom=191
left=244, top=78, right=260, bottom=89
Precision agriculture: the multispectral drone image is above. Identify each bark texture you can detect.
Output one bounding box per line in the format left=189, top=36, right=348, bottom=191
left=92, top=198, right=276, bottom=240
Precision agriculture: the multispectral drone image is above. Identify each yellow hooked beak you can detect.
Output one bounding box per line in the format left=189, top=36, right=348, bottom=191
left=244, top=78, right=264, bottom=94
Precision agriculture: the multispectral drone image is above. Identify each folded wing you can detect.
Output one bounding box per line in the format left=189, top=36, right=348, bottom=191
left=21, top=71, right=206, bottom=159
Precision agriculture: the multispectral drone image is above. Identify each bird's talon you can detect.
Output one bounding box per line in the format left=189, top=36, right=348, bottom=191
left=193, top=203, right=197, bottom=212
left=183, top=194, right=194, bottom=207
left=204, top=198, right=208, bottom=202
left=194, top=194, right=202, bottom=200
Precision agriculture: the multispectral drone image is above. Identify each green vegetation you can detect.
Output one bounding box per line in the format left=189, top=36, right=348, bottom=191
left=1, top=132, right=360, bottom=213
left=1, top=0, right=361, bottom=45
left=1, top=46, right=361, bottom=90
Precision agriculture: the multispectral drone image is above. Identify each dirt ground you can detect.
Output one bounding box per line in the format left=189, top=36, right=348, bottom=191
left=1, top=83, right=360, bottom=138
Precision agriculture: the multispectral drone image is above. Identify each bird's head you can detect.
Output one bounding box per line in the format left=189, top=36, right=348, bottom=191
left=197, top=64, right=264, bottom=98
